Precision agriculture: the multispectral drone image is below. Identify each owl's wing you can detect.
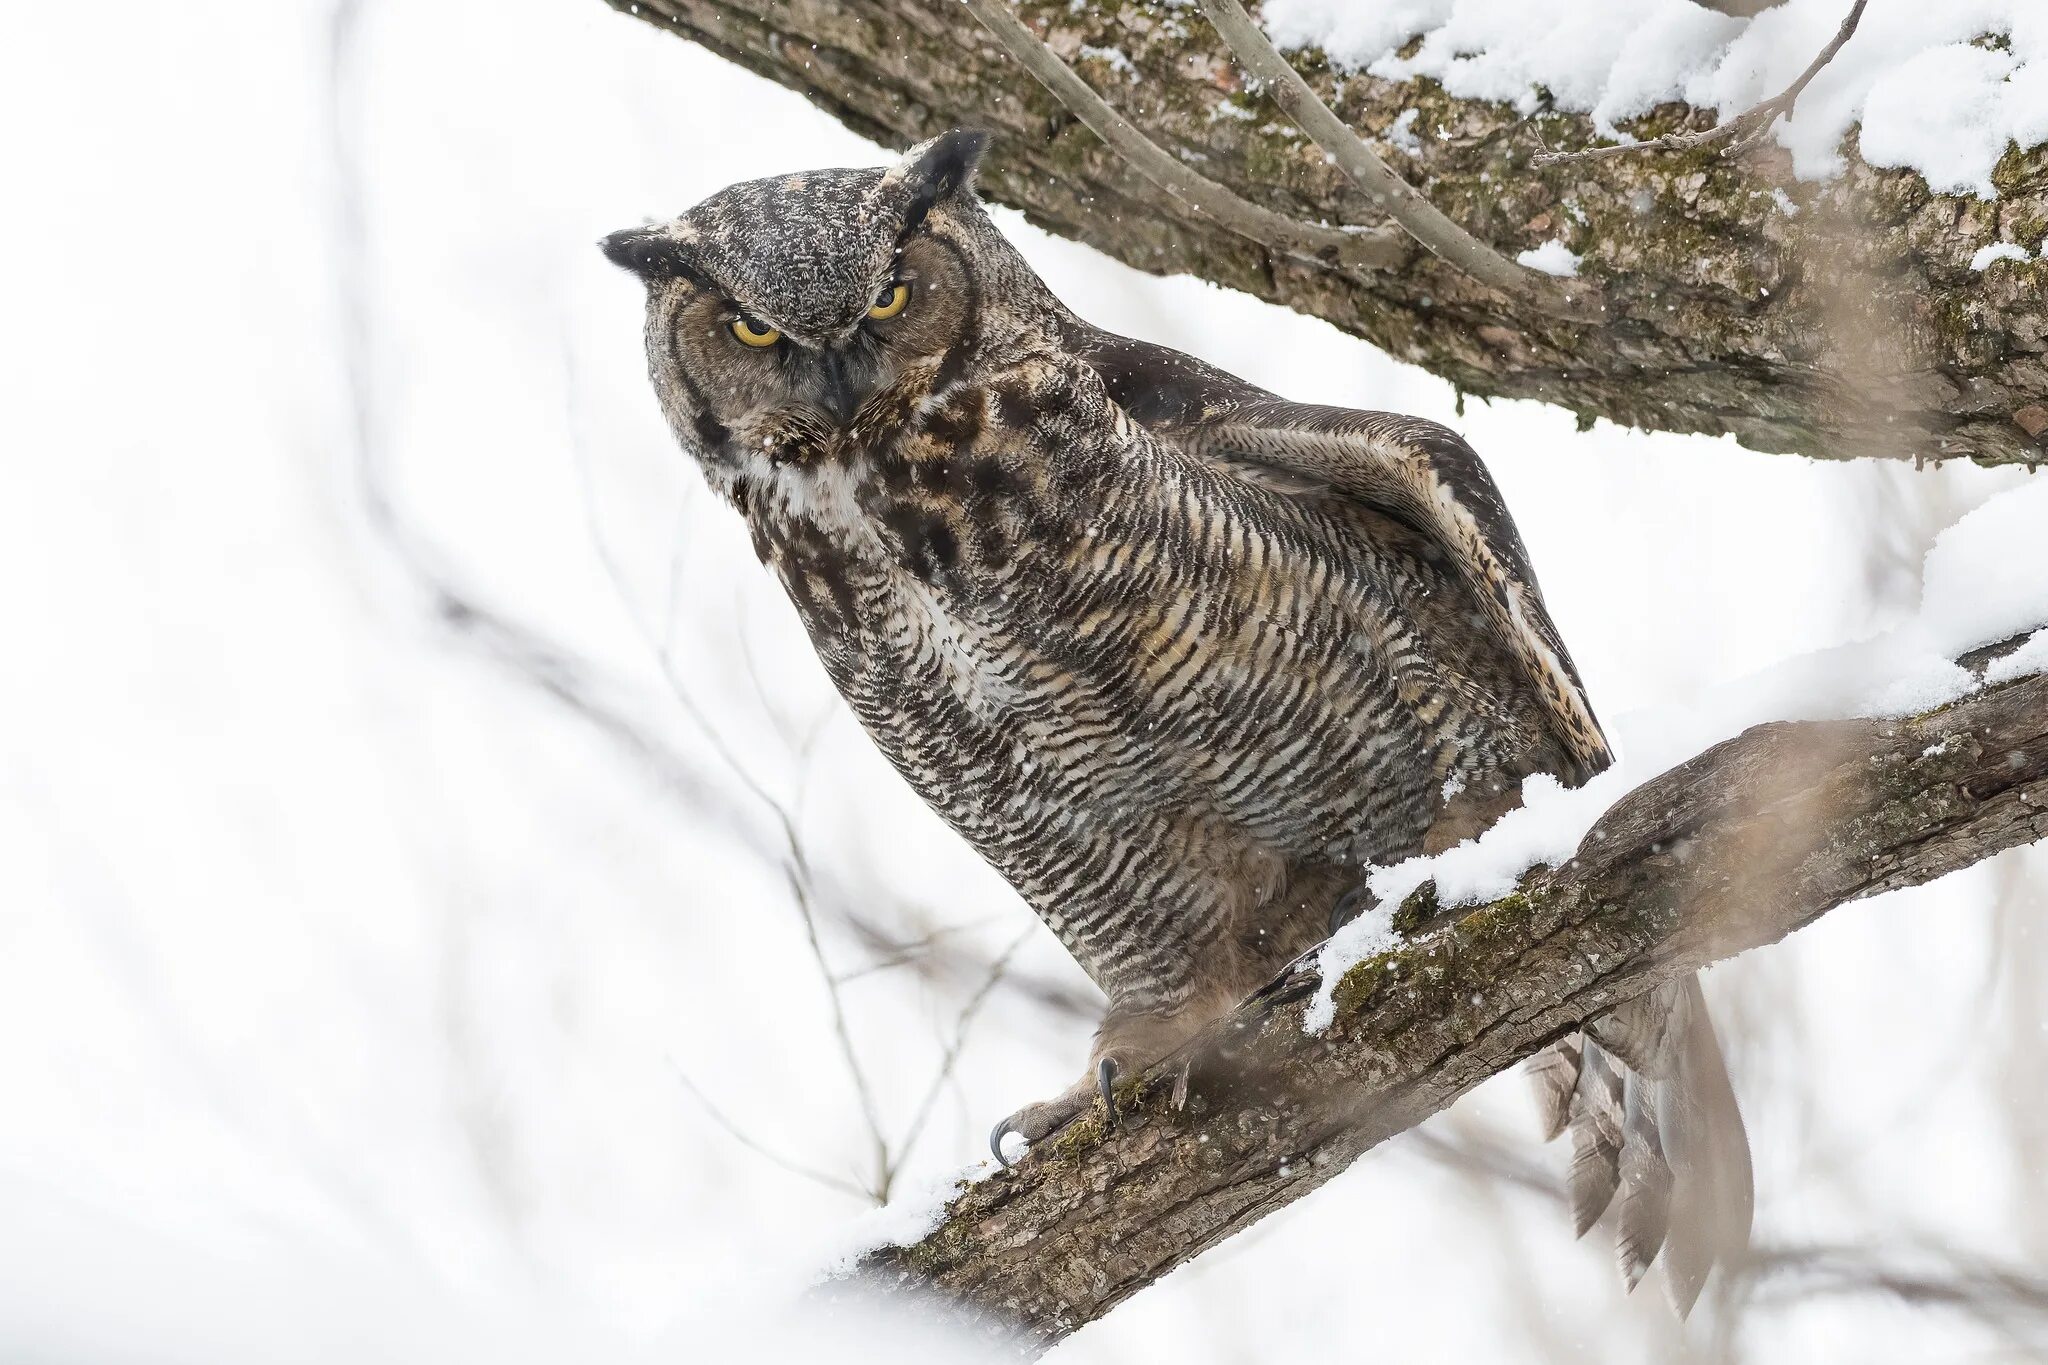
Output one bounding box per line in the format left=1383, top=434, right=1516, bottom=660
left=1071, top=330, right=1753, bottom=1307
left=1070, top=324, right=1611, bottom=785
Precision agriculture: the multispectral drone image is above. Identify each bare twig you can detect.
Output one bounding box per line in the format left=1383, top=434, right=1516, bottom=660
left=956, top=0, right=1408, bottom=274
left=832, top=918, right=1004, bottom=985
left=1193, top=0, right=1605, bottom=322
left=667, top=1058, right=872, bottom=1201
left=1534, top=1, right=1868, bottom=167
left=1740, top=1241, right=2048, bottom=1337
left=1408, top=1129, right=1565, bottom=1207
left=889, top=928, right=1034, bottom=1189
left=564, top=417, right=900, bottom=1201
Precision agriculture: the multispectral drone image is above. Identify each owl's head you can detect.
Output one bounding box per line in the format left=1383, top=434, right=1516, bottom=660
left=603, top=130, right=1037, bottom=493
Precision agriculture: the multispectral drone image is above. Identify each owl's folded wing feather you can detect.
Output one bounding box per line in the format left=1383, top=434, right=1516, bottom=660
left=1069, top=323, right=1611, bottom=785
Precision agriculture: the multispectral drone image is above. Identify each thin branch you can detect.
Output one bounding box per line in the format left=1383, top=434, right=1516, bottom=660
left=1739, top=1241, right=2048, bottom=1338
left=667, top=1057, right=872, bottom=1201
left=563, top=416, right=899, bottom=1201
left=1407, top=1129, right=1566, bottom=1207
left=1535, top=1, right=1868, bottom=166
left=832, top=917, right=1004, bottom=985
left=1193, top=0, right=1605, bottom=322
left=887, top=928, right=1035, bottom=1193
left=837, top=658, right=2048, bottom=1353
left=956, top=0, right=1408, bottom=274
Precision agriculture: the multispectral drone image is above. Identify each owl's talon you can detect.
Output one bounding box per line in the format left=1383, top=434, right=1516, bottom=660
left=1329, top=884, right=1372, bottom=937
left=990, top=1120, right=1019, bottom=1168
left=988, top=1062, right=1128, bottom=1165
left=986, top=1095, right=1082, bottom=1166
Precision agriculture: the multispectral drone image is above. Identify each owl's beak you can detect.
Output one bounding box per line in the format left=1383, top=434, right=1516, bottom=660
left=818, top=350, right=862, bottom=425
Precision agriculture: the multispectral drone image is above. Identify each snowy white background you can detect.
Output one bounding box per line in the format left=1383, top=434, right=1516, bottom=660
left=4, top=2, right=2045, bottom=1362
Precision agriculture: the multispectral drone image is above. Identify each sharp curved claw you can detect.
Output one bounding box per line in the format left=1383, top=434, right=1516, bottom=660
left=990, top=1120, right=1017, bottom=1168
left=1097, top=1057, right=1119, bottom=1130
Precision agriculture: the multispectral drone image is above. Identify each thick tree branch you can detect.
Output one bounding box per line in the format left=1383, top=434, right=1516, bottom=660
left=601, top=0, right=2048, bottom=466
left=840, top=657, right=2048, bottom=1353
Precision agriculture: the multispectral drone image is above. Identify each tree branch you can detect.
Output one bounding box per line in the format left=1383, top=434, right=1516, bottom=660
left=599, top=0, right=2048, bottom=467
left=957, top=0, right=1408, bottom=274
left=838, top=656, right=2048, bottom=1353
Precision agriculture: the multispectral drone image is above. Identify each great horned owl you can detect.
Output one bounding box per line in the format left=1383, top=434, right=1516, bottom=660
left=603, top=131, right=1751, bottom=1310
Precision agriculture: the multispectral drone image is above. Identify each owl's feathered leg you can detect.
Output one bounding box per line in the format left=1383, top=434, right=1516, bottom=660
left=989, top=986, right=1251, bottom=1165
left=991, top=867, right=1343, bottom=1165
left=1529, top=975, right=1753, bottom=1314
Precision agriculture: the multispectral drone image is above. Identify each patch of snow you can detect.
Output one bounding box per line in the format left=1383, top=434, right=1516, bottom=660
left=1303, top=478, right=2048, bottom=1033
left=1384, top=107, right=1423, bottom=153
left=815, top=1164, right=989, bottom=1278
left=1863, top=654, right=1978, bottom=716
left=1918, top=477, right=2048, bottom=656
left=1260, top=0, right=2048, bottom=192
left=1517, top=240, right=1582, bottom=277
left=1302, top=896, right=1400, bottom=1033
left=1771, top=187, right=1801, bottom=217
left=1079, top=44, right=1137, bottom=80
left=1971, top=241, right=2035, bottom=270
left=1987, top=628, right=2048, bottom=685
left=1861, top=43, right=2021, bottom=196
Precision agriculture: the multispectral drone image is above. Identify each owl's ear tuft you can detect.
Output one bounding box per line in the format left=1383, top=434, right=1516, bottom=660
left=601, top=226, right=694, bottom=281
left=893, top=129, right=991, bottom=237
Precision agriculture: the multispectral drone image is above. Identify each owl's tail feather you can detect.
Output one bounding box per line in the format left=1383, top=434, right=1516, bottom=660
left=1527, top=974, right=1752, bottom=1316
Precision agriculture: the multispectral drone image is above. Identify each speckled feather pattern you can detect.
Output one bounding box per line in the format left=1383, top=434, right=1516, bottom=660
left=609, top=143, right=1587, bottom=1013
left=772, top=363, right=1565, bottom=1008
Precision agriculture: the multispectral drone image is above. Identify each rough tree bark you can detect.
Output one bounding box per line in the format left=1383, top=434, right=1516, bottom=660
left=601, top=0, right=2048, bottom=467
left=837, top=655, right=2048, bottom=1353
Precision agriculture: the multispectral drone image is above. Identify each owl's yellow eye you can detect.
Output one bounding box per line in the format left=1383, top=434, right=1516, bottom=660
left=867, top=282, right=909, bottom=320
left=731, top=315, right=780, bottom=347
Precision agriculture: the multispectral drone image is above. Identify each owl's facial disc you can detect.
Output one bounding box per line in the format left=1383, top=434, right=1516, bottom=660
left=604, top=129, right=991, bottom=476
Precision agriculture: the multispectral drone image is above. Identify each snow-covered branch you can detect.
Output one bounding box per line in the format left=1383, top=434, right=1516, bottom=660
left=837, top=647, right=2048, bottom=1354
left=600, top=0, right=2048, bottom=467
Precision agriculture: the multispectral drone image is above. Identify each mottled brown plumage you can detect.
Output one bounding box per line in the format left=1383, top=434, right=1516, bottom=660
left=603, top=131, right=1750, bottom=1310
